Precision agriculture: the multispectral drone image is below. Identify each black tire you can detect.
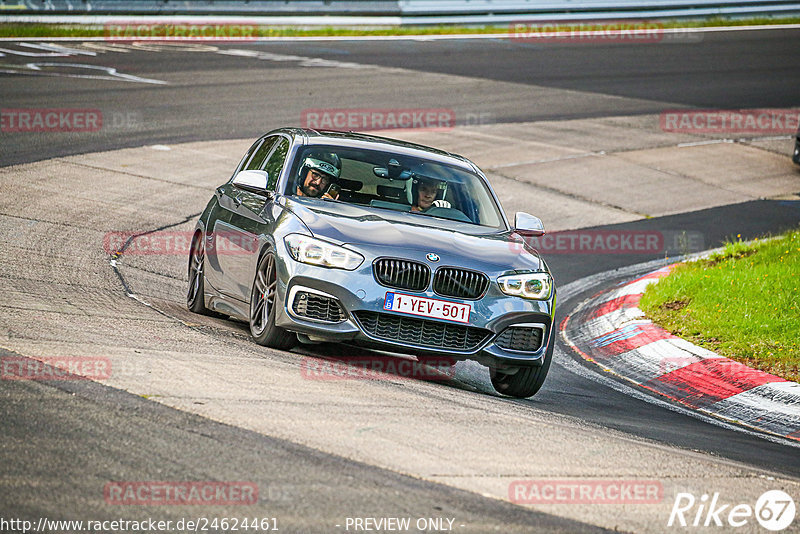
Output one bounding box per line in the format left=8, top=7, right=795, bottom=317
left=490, top=324, right=555, bottom=398
left=249, top=250, right=296, bottom=350
left=187, top=231, right=209, bottom=314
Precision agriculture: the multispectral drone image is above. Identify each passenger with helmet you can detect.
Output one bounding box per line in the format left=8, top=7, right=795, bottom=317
left=296, top=152, right=341, bottom=199
left=410, top=175, right=451, bottom=212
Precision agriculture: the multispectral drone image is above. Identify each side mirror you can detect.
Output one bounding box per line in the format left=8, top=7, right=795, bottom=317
left=513, top=212, right=545, bottom=237
left=232, top=170, right=270, bottom=196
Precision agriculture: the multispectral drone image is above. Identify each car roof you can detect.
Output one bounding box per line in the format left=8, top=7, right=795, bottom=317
left=271, top=128, right=478, bottom=172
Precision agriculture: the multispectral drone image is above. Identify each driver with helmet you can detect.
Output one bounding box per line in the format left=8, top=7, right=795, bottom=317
left=296, top=152, right=341, bottom=199
left=410, top=175, right=451, bottom=212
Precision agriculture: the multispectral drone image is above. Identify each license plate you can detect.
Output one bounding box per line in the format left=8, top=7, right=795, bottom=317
left=383, top=292, right=471, bottom=324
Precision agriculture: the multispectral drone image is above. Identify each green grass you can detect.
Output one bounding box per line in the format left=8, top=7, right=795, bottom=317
left=640, top=229, right=800, bottom=382
left=0, top=23, right=505, bottom=39
left=1, top=16, right=800, bottom=39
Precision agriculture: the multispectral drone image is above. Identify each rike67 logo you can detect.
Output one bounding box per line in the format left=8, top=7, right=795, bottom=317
left=668, top=490, right=795, bottom=531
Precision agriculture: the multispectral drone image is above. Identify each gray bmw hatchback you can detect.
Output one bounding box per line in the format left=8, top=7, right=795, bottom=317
left=188, top=128, right=556, bottom=398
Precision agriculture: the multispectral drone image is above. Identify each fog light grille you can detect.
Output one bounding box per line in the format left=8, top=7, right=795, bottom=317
left=292, top=291, right=346, bottom=323
left=495, top=326, right=544, bottom=352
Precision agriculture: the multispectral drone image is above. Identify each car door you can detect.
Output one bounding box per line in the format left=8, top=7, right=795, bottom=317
left=219, top=135, right=292, bottom=302
left=206, top=136, right=277, bottom=297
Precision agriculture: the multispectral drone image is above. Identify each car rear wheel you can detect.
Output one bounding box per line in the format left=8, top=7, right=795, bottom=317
left=490, top=326, right=554, bottom=398
left=249, top=251, right=296, bottom=350
left=187, top=232, right=208, bottom=314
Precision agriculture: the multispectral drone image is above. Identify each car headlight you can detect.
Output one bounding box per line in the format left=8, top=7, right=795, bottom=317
left=284, top=234, right=364, bottom=270
left=497, top=272, right=552, bottom=300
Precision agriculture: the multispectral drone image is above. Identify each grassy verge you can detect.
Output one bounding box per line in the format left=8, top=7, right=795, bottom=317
left=1, top=16, right=800, bottom=39
left=640, top=229, right=800, bottom=382
left=0, top=23, right=504, bottom=39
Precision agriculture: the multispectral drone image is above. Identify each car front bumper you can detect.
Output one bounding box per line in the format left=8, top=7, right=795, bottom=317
left=273, top=254, right=556, bottom=368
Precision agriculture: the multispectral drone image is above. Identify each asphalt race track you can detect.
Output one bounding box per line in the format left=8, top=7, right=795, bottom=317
left=2, top=28, right=800, bottom=167
left=1, top=28, right=800, bottom=533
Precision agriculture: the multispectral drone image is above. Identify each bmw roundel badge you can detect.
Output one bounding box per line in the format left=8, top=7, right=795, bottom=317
left=426, top=253, right=440, bottom=262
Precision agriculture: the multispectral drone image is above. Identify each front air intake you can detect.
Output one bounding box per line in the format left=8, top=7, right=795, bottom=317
left=354, top=311, right=490, bottom=351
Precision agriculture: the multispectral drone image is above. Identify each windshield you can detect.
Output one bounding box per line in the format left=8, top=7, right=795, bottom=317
left=286, top=145, right=505, bottom=229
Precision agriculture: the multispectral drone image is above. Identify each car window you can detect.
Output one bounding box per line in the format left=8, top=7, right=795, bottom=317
left=287, top=145, right=505, bottom=229
left=245, top=136, right=278, bottom=171
left=231, top=139, right=263, bottom=179
left=263, top=137, right=290, bottom=191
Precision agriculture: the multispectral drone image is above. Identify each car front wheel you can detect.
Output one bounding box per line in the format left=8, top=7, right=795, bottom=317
left=490, top=326, right=554, bottom=398
left=249, top=250, right=296, bottom=350
left=187, top=231, right=208, bottom=314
